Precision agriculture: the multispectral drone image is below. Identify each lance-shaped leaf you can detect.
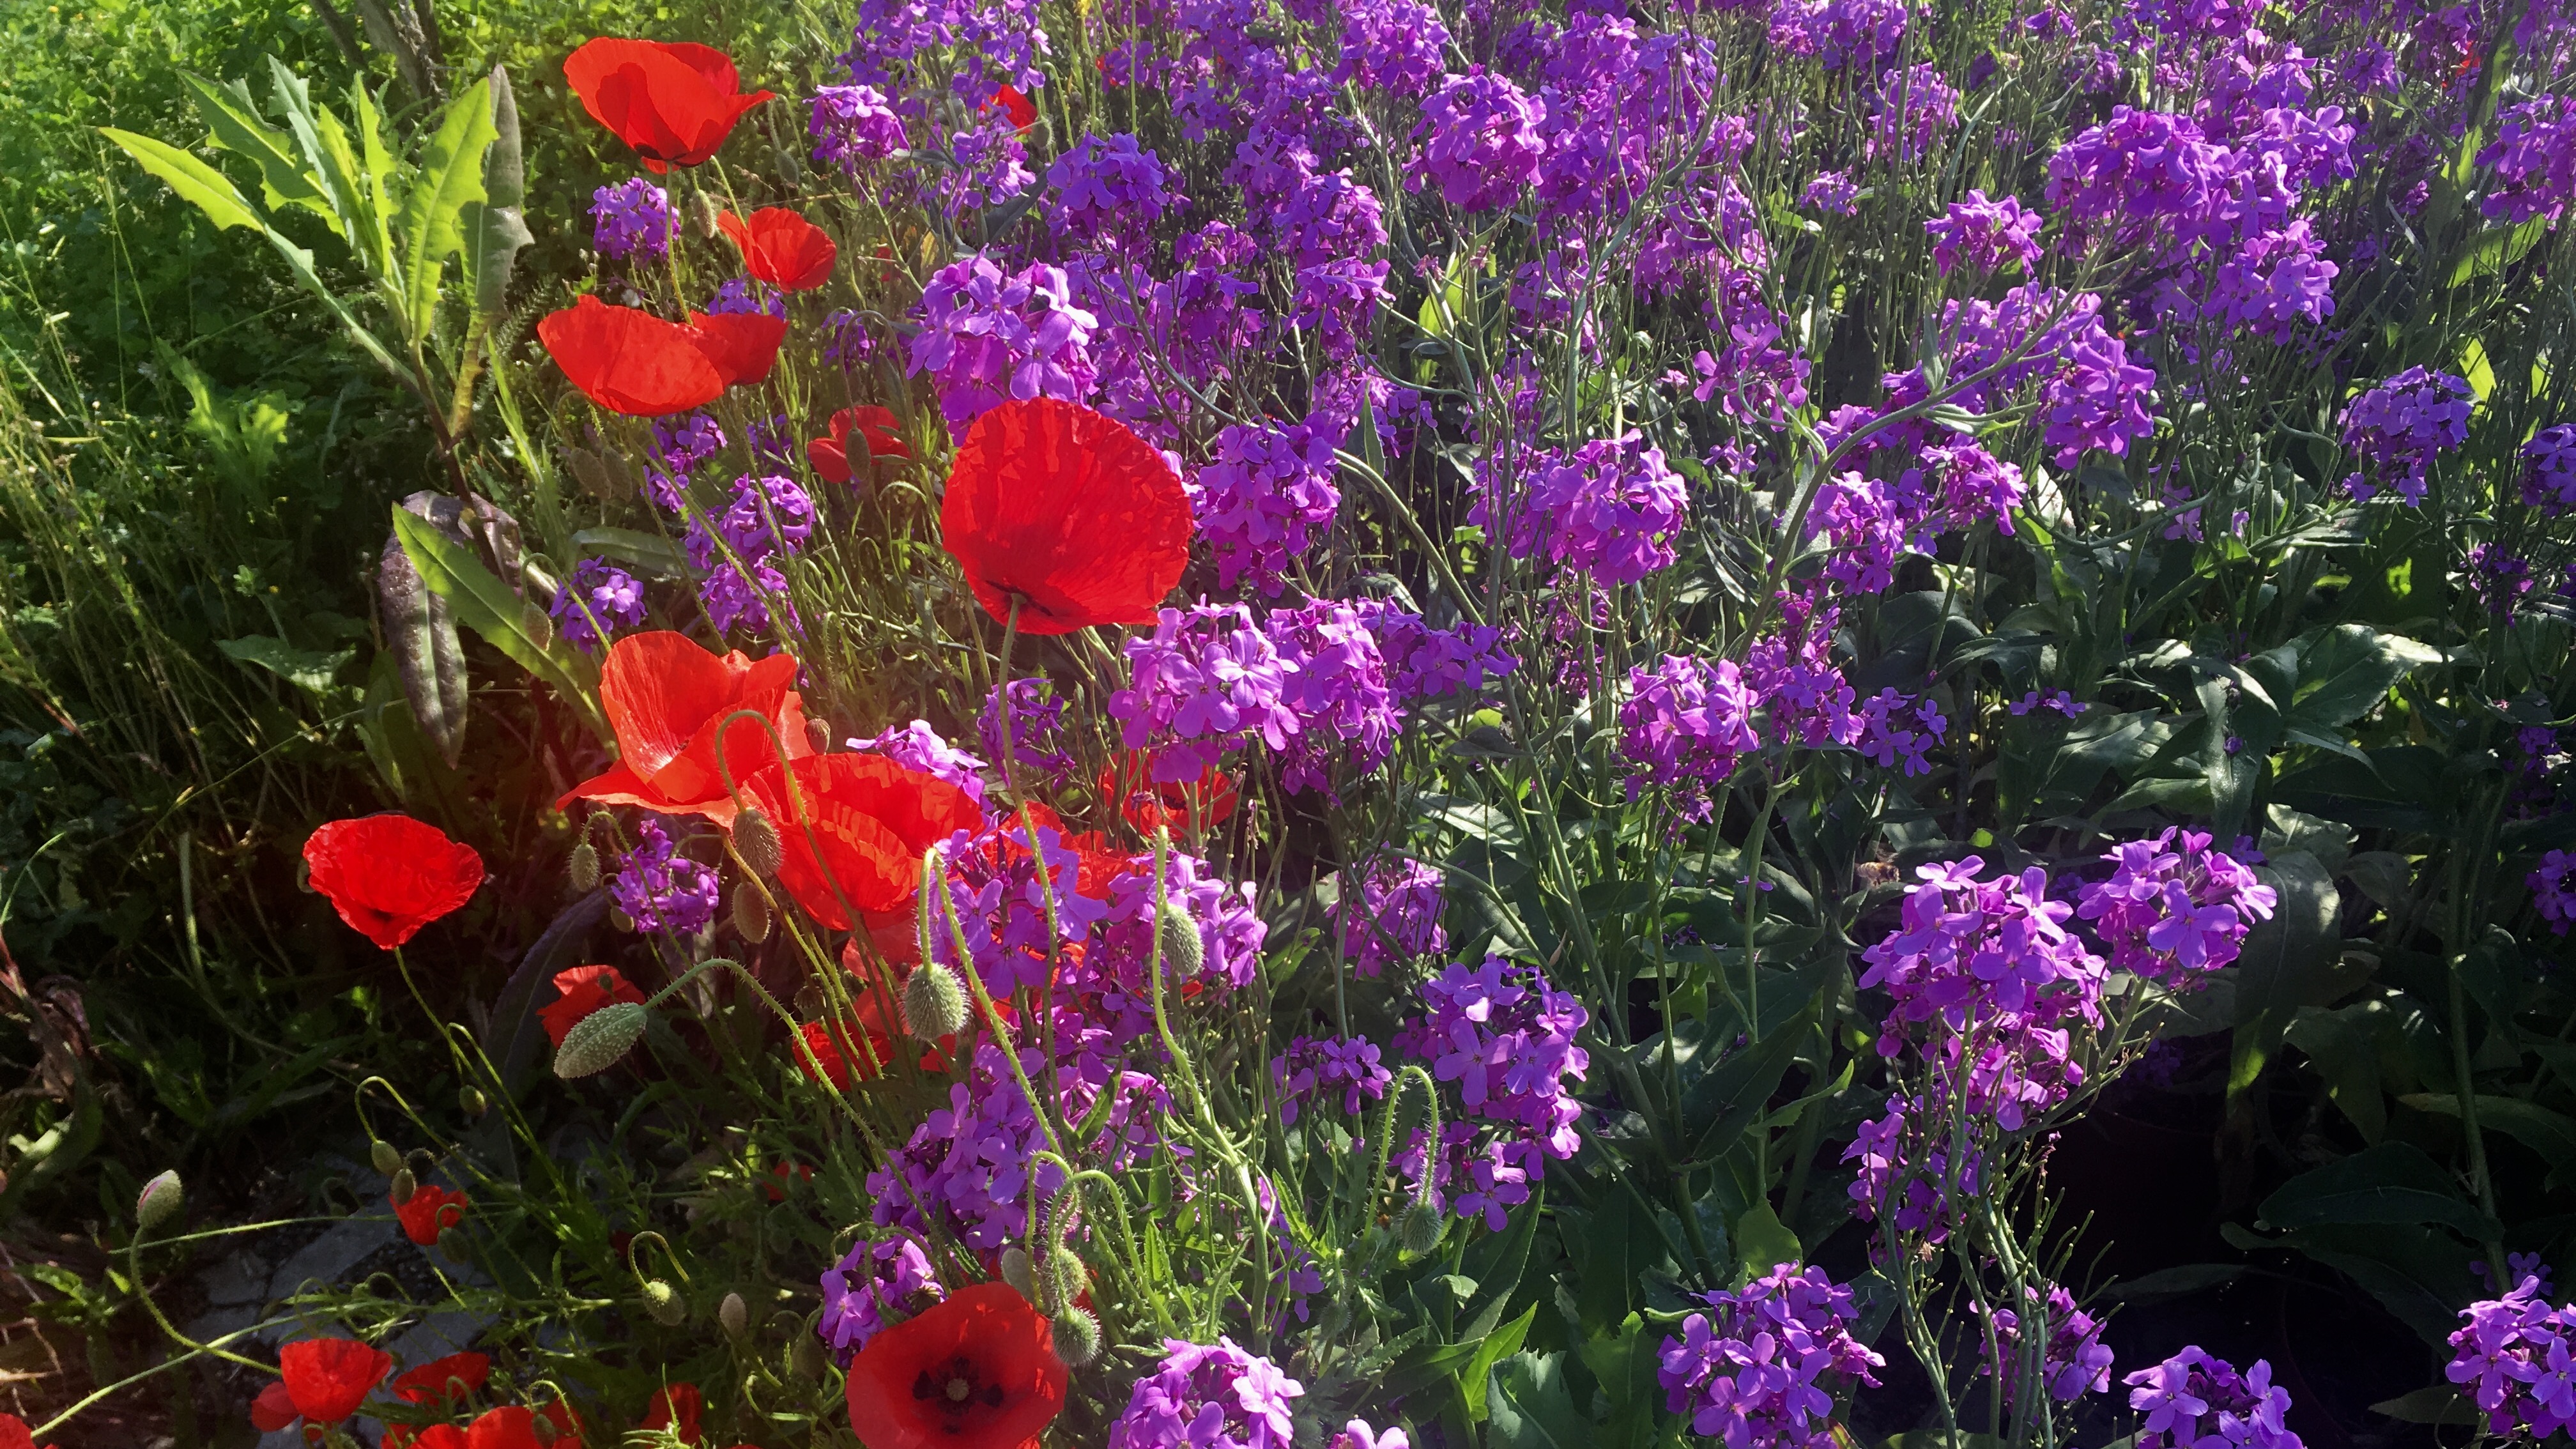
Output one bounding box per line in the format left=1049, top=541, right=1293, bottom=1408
left=399, top=75, right=496, bottom=343
left=462, top=65, right=533, bottom=328
left=99, top=130, right=264, bottom=232
left=177, top=72, right=339, bottom=231
left=379, top=497, right=470, bottom=765
left=391, top=502, right=608, bottom=740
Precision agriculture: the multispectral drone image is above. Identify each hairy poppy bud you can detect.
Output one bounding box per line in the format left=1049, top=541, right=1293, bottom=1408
left=1051, top=1306, right=1101, bottom=1367
left=808, top=718, right=832, bottom=753
left=790, top=1332, right=825, bottom=1379
left=555, top=1000, right=648, bottom=1078
left=901, top=964, right=967, bottom=1042
left=999, top=1246, right=1034, bottom=1298
left=568, top=839, right=600, bottom=893
left=732, top=882, right=771, bottom=942
left=643, top=1278, right=687, bottom=1326
left=1156, top=902, right=1204, bottom=979
left=720, top=1291, right=749, bottom=1339
left=135, top=1169, right=184, bottom=1236
left=521, top=601, right=555, bottom=652
left=370, top=1139, right=404, bottom=1177
left=1399, top=1200, right=1445, bottom=1255
left=567, top=447, right=613, bottom=500
left=1048, top=1246, right=1087, bottom=1310
left=459, top=1085, right=488, bottom=1118
left=733, top=807, right=782, bottom=877
left=794, top=979, right=826, bottom=1018
left=390, top=1167, right=417, bottom=1204
left=691, top=192, right=721, bottom=238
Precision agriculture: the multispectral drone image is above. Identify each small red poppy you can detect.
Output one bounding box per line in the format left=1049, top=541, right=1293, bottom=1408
left=1101, top=751, right=1239, bottom=836
left=740, top=755, right=983, bottom=930
left=392, top=1183, right=470, bottom=1246
left=303, top=815, right=484, bottom=950
left=986, top=84, right=1038, bottom=133
left=940, top=398, right=1192, bottom=635
left=463, top=1405, right=546, bottom=1449
left=560, top=631, right=815, bottom=827
left=686, top=310, right=790, bottom=387
left=538, top=295, right=726, bottom=417
left=406, top=1428, right=470, bottom=1449
left=762, top=1159, right=815, bottom=1202
left=280, top=1338, right=395, bottom=1425
left=564, top=40, right=775, bottom=172
left=643, top=1383, right=704, bottom=1445
left=0, top=1414, right=49, bottom=1449
left=845, top=1282, right=1066, bottom=1449
left=394, top=1351, right=491, bottom=1406
left=808, top=405, right=912, bottom=482
left=540, top=965, right=647, bottom=1048
left=717, top=208, right=838, bottom=292
left=249, top=1380, right=300, bottom=1432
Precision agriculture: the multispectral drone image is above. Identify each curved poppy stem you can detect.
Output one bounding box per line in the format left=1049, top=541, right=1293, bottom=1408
left=934, top=856, right=1073, bottom=1170
left=126, top=1218, right=276, bottom=1373
left=995, top=594, right=1025, bottom=798
left=1367, top=1064, right=1443, bottom=1223
left=1145, top=827, right=1207, bottom=1124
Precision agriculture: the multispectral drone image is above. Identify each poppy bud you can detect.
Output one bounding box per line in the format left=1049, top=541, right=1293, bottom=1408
left=1051, top=1305, right=1101, bottom=1367
left=720, top=1291, right=749, bottom=1339
left=1156, top=902, right=1204, bottom=980
left=643, top=1278, right=687, bottom=1325
left=733, top=807, right=782, bottom=877
left=901, top=964, right=967, bottom=1042
left=459, top=1085, right=489, bottom=1117
left=1047, top=1246, right=1087, bottom=1310
left=522, top=601, right=555, bottom=652
left=135, top=1169, right=183, bottom=1235
left=555, top=1000, right=649, bottom=1078
left=692, top=192, right=721, bottom=238
left=808, top=718, right=832, bottom=753
left=790, top=1332, right=825, bottom=1379
left=569, top=839, right=601, bottom=892
left=568, top=447, right=613, bottom=500
left=999, top=1246, right=1034, bottom=1298
left=1399, top=1200, right=1445, bottom=1255
left=296, top=856, right=314, bottom=892
left=733, top=882, right=771, bottom=942
left=610, top=908, right=636, bottom=932
left=371, top=1139, right=404, bottom=1177
left=794, top=979, right=826, bottom=1018
left=390, top=1167, right=417, bottom=1204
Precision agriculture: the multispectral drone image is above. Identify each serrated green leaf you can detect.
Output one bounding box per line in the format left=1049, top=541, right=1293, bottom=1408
left=392, top=505, right=606, bottom=739
left=179, top=72, right=339, bottom=231
left=100, top=129, right=264, bottom=231
left=399, top=76, right=496, bottom=342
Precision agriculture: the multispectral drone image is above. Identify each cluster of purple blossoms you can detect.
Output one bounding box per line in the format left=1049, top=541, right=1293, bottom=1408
left=1856, top=689, right=1949, bottom=778
left=610, top=816, right=719, bottom=935
left=1905, top=285, right=2157, bottom=468
left=928, top=821, right=1103, bottom=998
left=1617, top=654, right=1759, bottom=820
left=705, top=276, right=784, bottom=318
left=1192, top=416, right=1343, bottom=595
left=1335, top=0, right=1448, bottom=93
left=2465, top=543, right=2538, bottom=615
left=1867, top=63, right=1960, bottom=163
left=1271, top=1034, right=1392, bottom=1125
left=1926, top=191, right=2043, bottom=276
left=1107, top=1338, right=1304, bottom=1449
left=2340, top=367, right=2474, bottom=507
left=1692, top=319, right=1813, bottom=429
left=2446, top=1272, right=2576, bottom=1439
left=854, top=719, right=991, bottom=806
left=1981, top=1283, right=2115, bottom=1406
left=1769, top=0, right=1909, bottom=72
left=1655, top=1263, right=1887, bottom=1449
left=2476, top=96, right=2576, bottom=225
left=822, top=307, right=880, bottom=370
left=1111, top=603, right=1300, bottom=780
left=909, top=256, right=1100, bottom=426
left=2046, top=107, right=2233, bottom=243
left=978, top=678, right=1073, bottom=783
left=2532, top=850, right=2576, bottom=937
left=815, top=1235, right=942, bottom=1366
left=2011, top=689, right=2085, bottom=717
left=2195, top=220, right=2338, bottom=342
left=1393, top=956, right=1588, bottom=1224
left=549, top=558, right=646, bottom=652
left=2524, top=425, right=2576, bottom=514
left=1409, top=68, right=1547, bottom=211
left=1842, top=1098, right=1982, bottom=1248
left=1046, top=132, right=1181, bottom=240
left=1332, top=855, right=1446, bottom=978
left=2127, top=1348, right=2304, bottom=1449
left=1061, top=848, right=1269, bottom=1038
left=809, top=84, right=907, bottom=171
left=653, top=411, right=727, bottom=473
left=1351, top=601, right=1518, bottom=704
left=1266, top=599, right=1398, bottom=795
left=2074, top=828, right=2277, bottom=985
left=588, top=178, right=671, bottom=262
left=1802, top=170, right=1862, bottom=215
left=686, top=473, right=812, bottom=634
left=1744, top=593, right=1862, bottom=750
left=1478, top=434, right=1689, bottom=586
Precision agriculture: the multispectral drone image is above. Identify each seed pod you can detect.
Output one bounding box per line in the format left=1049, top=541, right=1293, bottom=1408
left=1050, top=1306, right=1101, bottom=1367
left=459, top=1085, right=489, bottom=1118
left=1399, top=1200, right=1445, bottom=1255
left=370, top=1139, right=404, bottom=1177
left=794, top=979, right=827, bottom=1018
left=732, top=882, right=772, bottom=942
left=719, top=1291, right=749, bottom=1339
left=1156, top=902, right=1204, bottom=979
left=999, top=1246, right=1034, bottom=1298
left=790, top=1332, right=826, bottom=1380
left=733, top=807, right=782, bottom=877
left=135, top=1169, right=184, bottom=1235
left=643, top=1278, right=687, bottom=1326
left=390, top=1167, right=418, bottom=1204
left=901, top=964, right=968, bottom=1042
left=567, top=447, right=614, bottom=500
left=610, top=908, right=636, bottom=933
left=568, top=839, right=601, bottom=893
left=555, top=1001, right=649, bottom=1078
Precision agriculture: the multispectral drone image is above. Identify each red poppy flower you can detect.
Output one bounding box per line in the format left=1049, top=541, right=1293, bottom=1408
left=560, top=631, right=815, bottom=827
left=717, top=208, right=837, bottom=292
left=845, top=1282, right=1065, bottom=1449
left=686, top=310, right=788, bottom=387
left=538, top=295, right=726, bottom=417
left=463, top=1406, right=545, bottom=1449
left=564, top=40, right=774, bottom=172
left=392, top=1183, right=469, bottom=1246
left=537, top=1402, right=582, bottom=1443
left=986, top=84, right=1038, bottom=133
left=280, top=1338, right=394, bottom=1424
left=0, top=1414, right=48, bottom=1449
left=643, top=1384, right=704, bottom=1445
left=808, top=406, right=912, bottom=482
left=249, top=1380, right=300, bottom=1432
left=940, top=398, right=1192, bottom=635
left=540, top=965, right=647, bottom=1048
left=739, top=755, right=983, bottom=929
left=1100, top=751, right=1239, bottom=836
left=762, top=1159, right=815, bottom=1202
left=407, top=1429, right=470, bottom=1449
left=394, top=1352, right=491, bottom=1406
left=303, top=815, right=484, bottom=950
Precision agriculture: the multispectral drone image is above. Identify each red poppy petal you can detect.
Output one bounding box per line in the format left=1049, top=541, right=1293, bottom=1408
left=392, top=1351, right=491, bottom=1406
left=939, top=399, right=1192, bottom=635
left=250, top=1380, right=300, bottom=1432
left=597, top=632, right=749, bottom=781
left=538, top=295, right=725, bottom=417
left=564, top=40, right=771, bottom=167
left=742, top=756, right=979, bottom=930
left=280, top=1338, right=394, bottom=1424
left=303, top=816, right=484, bottom=950
left=687, top=310, right=788, bottom=387
left=807, top=435, right=852, bottom=484
left=844, top=1283, right=1064, bottom=1449
left=413, top=1428, right=471, bottom=1449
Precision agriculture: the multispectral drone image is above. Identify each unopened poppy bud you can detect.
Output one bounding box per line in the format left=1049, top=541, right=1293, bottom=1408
left=901, top=964, right=967, bottom=1041
left=390, top=1167, right=417, bottom=1204
left=521, top=601, right=555, bottom=652
left=296, top=857, right=314, bottom=893
left=135, top=1169, right=184, bottom=1235
left=1399, top=1201, right=1445, bottom=1255
left=691, top=192, right=721, bottom=238
left=794, top=979, right=827, bottom=1018
left=568, top=447, right=613, bottom=500
left=370, top=1139, right=404, bottom=1177
left=790, top=1332, right=825, bottom=1379
left=555, top=1000, right=648, bottom=1078
left=459, top=1085, right=488, bottom=1118
left=808, top=718, right=832, bottom=753
left=1157, top=902, right=1204, bottom=979
left=1050, top=1305, right=1101, bottom=1367
left=720, top=1291, right=749, bottom=1339
left=568, top=839, right=600, bottom=892
left=999, top=1246, right=1034, bottom=1298
left=733, top=808, right=782, bottom=877
left=643, top=1278, right=687, bottom=1325
left=1048, top=1246, right=1087, bottom=1309
left=610, top=907, right=636, bottom=932
left=732, top=882, right=771, bottom=942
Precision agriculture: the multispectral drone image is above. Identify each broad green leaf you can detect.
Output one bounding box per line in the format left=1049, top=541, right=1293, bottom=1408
left=1458, top=1303, right=1536, bottom=1421
left=2285, top=624, right=2442, bottom=733
left=399, top=76, right=497, bottom=343
left=463, top=65, right=532, bottom=327
left=217, top=635, right=355, bottom=696
left=2224, top=1220, right=2472, bottom=1346
left=178, top=72, right=338, bottom=231
left=2228, top=850, right=2340, bottom=1104
left=2372, top=1386, right=2478, bottom=1425
left=2257, top=1141, right=2499, bottom=1241
left=2401, top=1093, right=2576, bottom=1188
left=1573, top=1315, right=1660, bottom=1449
left=2098, top=1262, right=2243, bottom=1301
left=2286, top=1002, right=2386, bottom=1142
left=1730, top=1201, right=1804, bottom=1284
left=1487, top=1353, right=1588, bottom=1449
left=100, top=129, right=264, bottom=231
left=391, top=504, right=607, bottom=739
left=572, top=526, right=689, bottom=578
left=266, top=57, right=368, bottom=252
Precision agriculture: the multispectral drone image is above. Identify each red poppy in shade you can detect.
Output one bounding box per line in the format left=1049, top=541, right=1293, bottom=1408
left=762, top=1159, right=815, bottom=1202
left=807, top=406, right=912, bottom=482
left=940, top=398, right=1192, bottom=635
left=539, top=965, right=647, bottom=1048
left=1100, top=751, right=1239, bottom=836
left=406, top=1428, right=470, bottom=1449
left=559, top=631, right=814, bottom=827
left=393, top=1352, right=491, bottom=1406
left=280, top=1338, right=395, bottom=1424
left=738, top=755, right=983, bottom=930
left=392, top=1182, right=470, bottom=1246
left=249, top=1381, right=300, bottom=1432
left=643, top=1384, right=704, bottom=1445
left=463, top=1406, right=546, bottom=1449
left=538, top=295, right=726, bottom=417
left=537, top=1402, right=582, bottom=1443
left=986, top=84, right=1038, bottom=133
left=845, top=1282, right=1065, bottom=1449
left=0, top=1414, right=49, bottom=1449
left=564, top=40, right=774, bottom=172
left=686, top=310, right=789, bottom=387
left=717, top=208, right=838, bottom=292
left=303, top=815, right=484, bottom=950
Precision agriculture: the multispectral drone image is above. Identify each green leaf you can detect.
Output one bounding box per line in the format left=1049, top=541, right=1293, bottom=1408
left=463, top=65, right=532, bottom=328
left=2228, top=849, right=2341, bottom=1105
left=1574, top=1315, right=1661, bottom=1449
left=217, top=635, right=356, bottom=696
left=2401, top=1093, right=2576, bottom=1188
left=178, top=72, right=339, bottom=231
left=1487, top=1353, right=1588, bottom=1449
left=1730, top=1201, right=1804, bottom=1284
left=264, top=57, right=369, bottom=256
left=2257, top=1141, right=2501, bottom=1241
left=100, top=129, right=264, bottom=231
left=1459, top=1303, right=1537, bottom=1422
left=391, top=505, right=606, bottom=738
left=2285, top=1003, right=2386, bottom=1142
left=2284, top=624, right=2442, bottom=734
left=398, top=75, right=497, bottom=343
left=2097, top=1263, right=2244, bottom=1302
left=571, top=526, right=689, bottom=578
left=2225, top=1220, right=2472, bottom=1346
left=2372, top=1386, right=2478, bottom=1425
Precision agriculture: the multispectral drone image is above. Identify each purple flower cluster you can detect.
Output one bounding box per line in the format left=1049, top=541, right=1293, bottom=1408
left=1393, top=956, right=1588, bottom=1224
left=1655, top=1263, right=1887, bottom=1449
left=1802, top=171, right=1861, bottom=215
left=1856, top=689, right=1949, bottom=778
left=1112, top=603, right=1300, bottom=780
left=1841, top=1098, right=1982, bottom=1248
left=1926, top=191, right=2043, bottom=276
left=2340, top=367, right=2473, bottom=507
left=610, top=816, right=719, bottom=935
left=852, top=719, right=990, bottom=806
left=589, top=178, right=671, bottom=262
left=1272, top=1034, right=1391, bottom=1124
left=1769, top=0, right=1909, bottom=72
left=809, top=84, right=907, bottom=171
left=549, top=558, right=646, bottom=652
left=2126, top=1348, right=2304, bottom=1449
left=1107, top=1338, right=1305, bottom=1449
left=686, top=473, right=812, bottom=634
left=705, top=276, right=783, bottom=318
left=2532, top=850, right=2576, bottom=937
left=2524, top=425, right=2576, bottom=514
left=1192, top=416, right=1344, bottom=595
left=1409, top=68, right=1546, bottom=211
left=978, top=677, right=1073, bottom=783
left=2446, top=1273, right=2576, bottom=1440
left=1266, top=599, right=1398, bottom=795
left=1745, top=593, right=1862, bottom=750
left=1332, top=855, right=1446, bottom=978
left=1478, top=434, right=1689, bottom=586
left=2466, top=543, right=2536, bottom=616
left=1981, top=1283, right=2115, bottom=1405
left=815, top=1235, right=943, bottom=1366
left=909, top=256, right=1100, bottom=426
left=1335, top=0, right=1448, bottom=93
left=1617, top=654, right=1759, bottom=820
left=1351, top=601, right=1518, bottom=704
left=2074, top=828, right=2277, bottom=985
left=1047, top=132, right=1181, bottom=240
left=2477, top=96, right=2576, bottom=226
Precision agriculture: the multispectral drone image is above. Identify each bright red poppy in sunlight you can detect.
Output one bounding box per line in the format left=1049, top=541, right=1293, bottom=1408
left=404, top=1427, right=469, bottom=1449
left=564, top=40, right=774, bottom=172
left=280, top=1338, right=394, bottom=1424
left=717, top=208, right=837, bottom=292
left=540, top=965, right=647, bottom=1047
left=686, top=310, right=789, bottom=387
left=537, top=295, right=726, bottom=417
left=392, top=1182, right=469, bottom=1246
left=940, top=398, right=1192, bottom=634
left=845, top=1282, right=1065, bottom=1449
left=392, top=1352, right=491, bottom=1406
left=808, top=405, right=912, bottom=482
left=560, top=632, right=813, bottom=827
left=643, top=1384, right=704, bottom=1445
left=739, top=755, right=983, bottom=930
left=0, top=1412, right=51, bottom=1449
left=303, top=815, right=484, bottom=950
left=988, top=83, right=1038, bottom=133
left=1101, top=751, right=1239, bottom=836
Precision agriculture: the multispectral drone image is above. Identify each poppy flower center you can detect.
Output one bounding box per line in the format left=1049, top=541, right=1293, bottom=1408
left=912, top=1355, right=1007, bottom=1425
